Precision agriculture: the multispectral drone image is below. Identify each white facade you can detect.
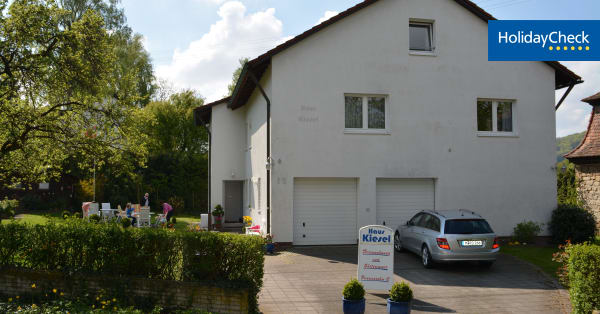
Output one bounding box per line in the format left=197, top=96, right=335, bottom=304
left=208, top=0, right=562, bottom=244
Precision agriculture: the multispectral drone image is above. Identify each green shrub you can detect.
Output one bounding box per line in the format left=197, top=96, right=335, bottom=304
left=121, top=217, right=132, bottom=228
left=0, top=220, right=264, bottom=313
left=89, top=214, right=101, bottom=222
left=389, top=281, right=413, bottom=303
left=49, top=196, right=71, bottom=211
left=171, top=217, right=177, bottom=224
left=212, top=204, right=224, bottom=217
left=20, top=194, right=48, bottom=211
left=342, top=279, right=365, bottom=301
left=513, top=221, right=543, bottom=243
left=74, top=212, right=82, bottom=219
left=567, top=243, right=600, bottom=313
left=550, top=205, right=597, bottom=244
left=61, top=210, right=71, bottom=219
left=0, top=197, right=18, bottom=220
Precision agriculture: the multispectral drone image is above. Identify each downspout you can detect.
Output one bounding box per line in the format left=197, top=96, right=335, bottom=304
left=203, top=124, right=212, bottom=230
left=248, top=68, right=271, bottom=235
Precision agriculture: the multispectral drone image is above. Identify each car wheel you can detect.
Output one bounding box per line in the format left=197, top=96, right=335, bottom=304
left=421, top=245, right=434, bottom=268
left=478, top=260, right=494, bottom=268
left=394, top=232, right=404, bottom=252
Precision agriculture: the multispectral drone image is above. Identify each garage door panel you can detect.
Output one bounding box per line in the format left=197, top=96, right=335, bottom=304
left=376, top=179, right=434, bottom=230
left=294, top=178, right=357, bottom=245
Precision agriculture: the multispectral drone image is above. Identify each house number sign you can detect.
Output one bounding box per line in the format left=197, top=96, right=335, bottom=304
left=357, top=225, right=394, bottom=291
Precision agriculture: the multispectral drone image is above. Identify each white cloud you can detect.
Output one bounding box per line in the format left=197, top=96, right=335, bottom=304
left=556, top=61, right=600, bottom=137
left=157, top=1, right=285, bottom=101
left=315, top=10, right=339, bottom=26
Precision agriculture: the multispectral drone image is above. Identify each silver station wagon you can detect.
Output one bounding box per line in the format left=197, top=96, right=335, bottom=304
left=394, top=209, right=500, bottom=268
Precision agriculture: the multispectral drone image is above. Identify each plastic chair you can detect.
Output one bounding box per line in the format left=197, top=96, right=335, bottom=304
left=136, top=207, right=151, bottom=228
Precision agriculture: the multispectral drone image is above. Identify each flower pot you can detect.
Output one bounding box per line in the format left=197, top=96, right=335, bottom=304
left=387, top=299, right=411, bottom=314
left=342, top=298, right=365, bottom=314
left=265, top=243, right=275, bottom=254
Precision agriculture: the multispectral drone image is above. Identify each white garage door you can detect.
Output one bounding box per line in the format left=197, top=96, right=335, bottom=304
left=293, top=178, right=358, bottom=245
left=376, top=179, right=435, bottom=230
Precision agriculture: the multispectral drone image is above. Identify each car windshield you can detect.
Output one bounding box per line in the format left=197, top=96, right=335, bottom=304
left=444, top=219, right=493, bottom=234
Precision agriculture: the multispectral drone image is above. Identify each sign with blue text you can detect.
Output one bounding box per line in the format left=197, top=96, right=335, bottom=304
left=358, top=225, right=394, bottom=291
left=489, top=20, right=600, bottom=61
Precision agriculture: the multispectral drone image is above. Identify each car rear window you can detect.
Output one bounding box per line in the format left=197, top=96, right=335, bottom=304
left=444, top=219, right=493, bottom=234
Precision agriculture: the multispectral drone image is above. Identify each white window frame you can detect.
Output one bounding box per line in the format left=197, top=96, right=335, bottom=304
left=409, top=19, right=436, bottom=56
left=477, top=98, right=518, bottom=137
left=344, top=94, right=390, bottom=135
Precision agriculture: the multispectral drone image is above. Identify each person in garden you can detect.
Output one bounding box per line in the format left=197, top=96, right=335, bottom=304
left=162, top=202, right=174, bottom=222
left=142, top=192, right=150, bottom=207
left=125, top=203, right=137, bottom=226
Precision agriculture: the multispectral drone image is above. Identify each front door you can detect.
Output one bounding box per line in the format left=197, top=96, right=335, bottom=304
left=224, top=181, right=243, bottom=223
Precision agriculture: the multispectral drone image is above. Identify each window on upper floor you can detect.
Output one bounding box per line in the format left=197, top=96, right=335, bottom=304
left=410, top=21, right=434, bottom=53
left=477, top=99, right=516, bottom=135
left=345, top=94, right=388, bottom=133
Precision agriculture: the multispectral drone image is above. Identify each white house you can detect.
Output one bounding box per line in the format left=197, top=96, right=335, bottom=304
left=194, top=0, right=582, bottom=245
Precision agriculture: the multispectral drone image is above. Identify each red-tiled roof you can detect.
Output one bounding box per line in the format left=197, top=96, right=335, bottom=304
left=209, top=0, right=583, bottom=111
left=565, top=93, right=600, bottom=160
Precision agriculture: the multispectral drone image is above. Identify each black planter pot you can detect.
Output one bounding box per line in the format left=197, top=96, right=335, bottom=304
left=387, top=299, right=411, bottom=314
left=342, top=298, right=365, bottom=314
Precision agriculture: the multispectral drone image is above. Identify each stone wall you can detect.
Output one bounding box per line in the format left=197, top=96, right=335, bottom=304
left=0, top=268, right=249, bottom=314
left=575, top=164, right=600, bottom=231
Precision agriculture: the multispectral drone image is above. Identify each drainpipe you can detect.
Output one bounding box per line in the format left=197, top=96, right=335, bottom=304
left=248, top=67, right=271, bottom=235
left=203, top=124, right=212, bottom=230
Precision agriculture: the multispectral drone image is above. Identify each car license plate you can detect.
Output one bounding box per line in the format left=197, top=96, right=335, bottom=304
left=461, top=240, right=483, bottom=246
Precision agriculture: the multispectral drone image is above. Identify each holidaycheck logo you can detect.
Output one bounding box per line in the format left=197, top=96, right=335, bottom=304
left=489, top=20, right=600, bottom=61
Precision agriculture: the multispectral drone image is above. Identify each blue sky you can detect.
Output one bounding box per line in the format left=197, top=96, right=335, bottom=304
left=122, top=0, right=600, bottom=137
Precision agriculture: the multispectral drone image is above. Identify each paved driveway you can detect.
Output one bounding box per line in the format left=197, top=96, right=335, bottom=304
left=259, top=246, right=570, bottom=314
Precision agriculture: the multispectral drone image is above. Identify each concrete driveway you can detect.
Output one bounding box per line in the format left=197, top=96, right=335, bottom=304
left=258, top=246, right=570, bottom=314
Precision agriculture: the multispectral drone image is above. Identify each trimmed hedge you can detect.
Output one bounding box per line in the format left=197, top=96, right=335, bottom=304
left=567, top=243, right=600, bottom=314
left=0, top=220, right=264, bottom=313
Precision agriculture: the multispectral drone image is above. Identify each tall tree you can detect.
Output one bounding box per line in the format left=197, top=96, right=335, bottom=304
left=0, top=0, right=143, bottom=186
left=227, top=58, right=249, bottom=96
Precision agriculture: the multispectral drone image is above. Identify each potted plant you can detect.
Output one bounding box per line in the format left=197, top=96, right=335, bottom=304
left=342, top=279, right=365, bottom=314
left=212, top=204, right=224, bottom=228
left=264, top=234, right=274, bottom=254
left=387, top=281, right=413, bottom=314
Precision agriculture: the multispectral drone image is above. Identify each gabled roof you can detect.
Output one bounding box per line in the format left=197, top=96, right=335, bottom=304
left=201, top=0, right=583, bottom=114
left=565, top=92, right=600, bottom=162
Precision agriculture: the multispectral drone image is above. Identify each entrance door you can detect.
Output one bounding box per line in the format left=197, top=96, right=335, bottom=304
left=224, top=181, right=243, bottom=223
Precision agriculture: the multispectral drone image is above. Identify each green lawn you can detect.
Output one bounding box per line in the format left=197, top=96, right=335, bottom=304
left=501, top=245, right=560, bottom=278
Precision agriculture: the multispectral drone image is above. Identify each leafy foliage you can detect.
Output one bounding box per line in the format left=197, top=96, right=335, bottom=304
left=557, top=161, right=579, bottom=206
left=0, top=220, right=264, bottom=312
left=389, top=281, right=413, bottom=303
left=512, top=221, right=543, bottom=243
left=20, top=194, right=48, bottom=211
left=565, top=243, right=600, bottom=313
left=550, top=205, right=597, bottom=244
left=0, top=0, right=147, bottom=187
left=342, top=279, right=365, bottom=301
left=227, top=58, right=248, bottom=96
left=0, top=197, right=18, bottom=219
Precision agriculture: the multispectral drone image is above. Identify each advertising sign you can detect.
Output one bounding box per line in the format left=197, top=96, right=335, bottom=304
left=488, top=20, right=600, bottom=61
left=357, top=225, right=394, bottom=291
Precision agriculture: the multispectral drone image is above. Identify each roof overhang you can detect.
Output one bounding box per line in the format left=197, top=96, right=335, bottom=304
left=193, top=96, right=230, bottom=126
left=202, top=0, right=583, bottom=112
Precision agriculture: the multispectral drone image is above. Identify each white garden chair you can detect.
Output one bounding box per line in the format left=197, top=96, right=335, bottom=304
left=101, top=203, right=113, bottom=221
left=85, top=203, right=99, bottom=219
left=136, top=207, right=151, bottom=228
